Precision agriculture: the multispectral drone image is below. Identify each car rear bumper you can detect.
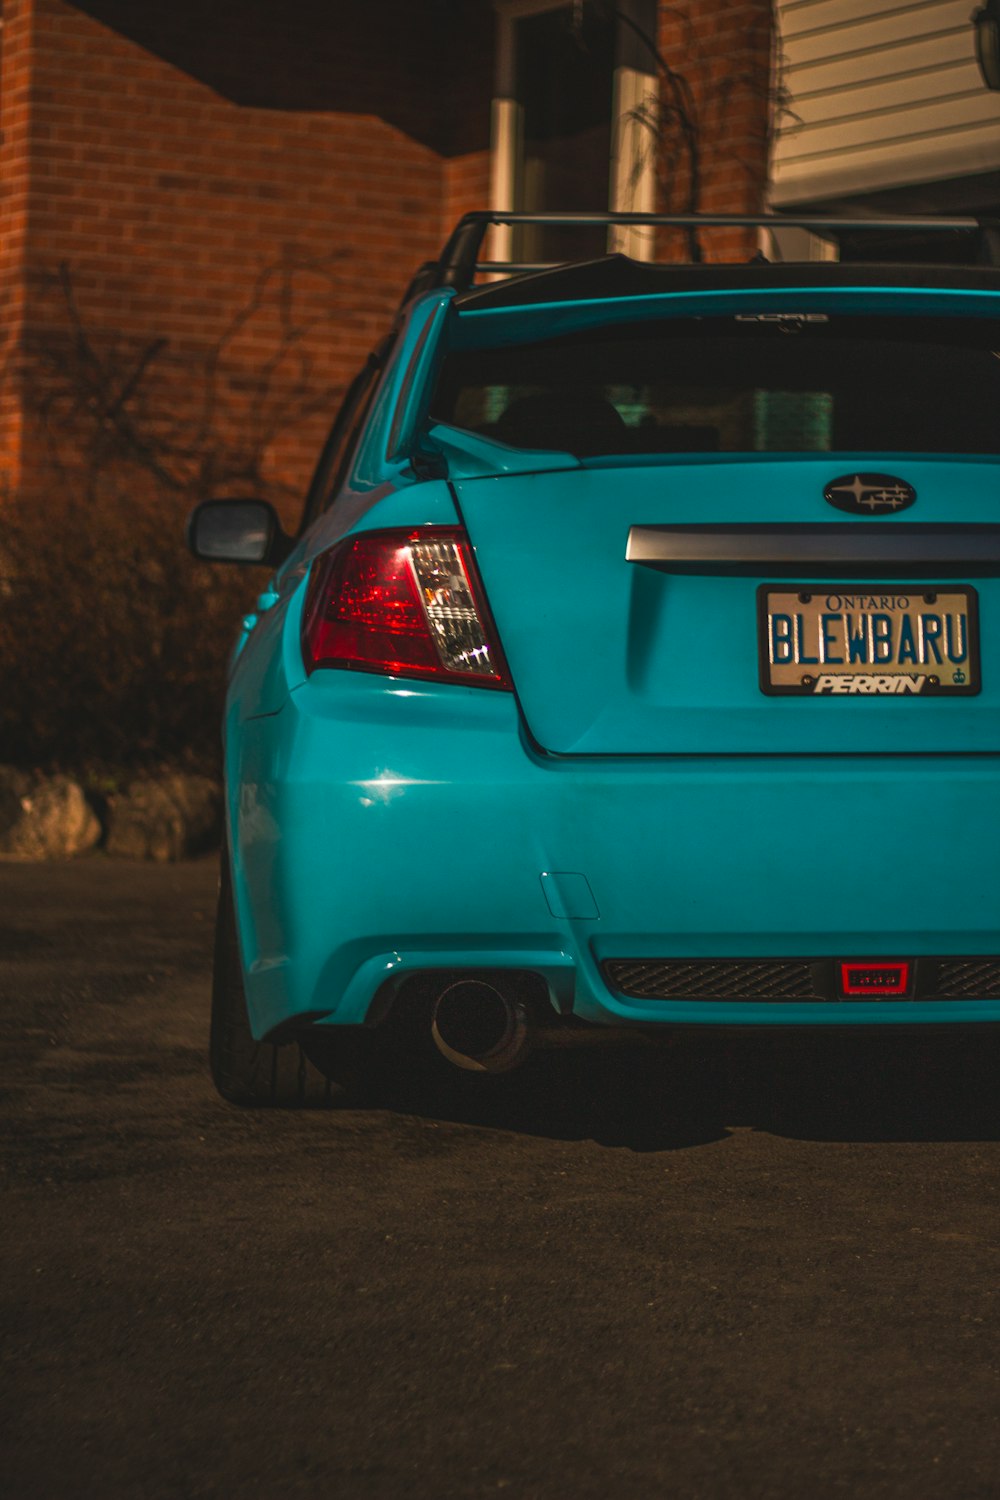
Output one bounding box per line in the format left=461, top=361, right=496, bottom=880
left=228, top=671, right=1000, bottom=1038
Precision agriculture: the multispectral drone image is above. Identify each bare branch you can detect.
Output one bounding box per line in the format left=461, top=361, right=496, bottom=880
left=21, top=249, right=349, bottom=512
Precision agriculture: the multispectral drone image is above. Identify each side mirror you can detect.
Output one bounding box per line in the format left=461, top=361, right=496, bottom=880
left=186, top=499, right=291, bottom=566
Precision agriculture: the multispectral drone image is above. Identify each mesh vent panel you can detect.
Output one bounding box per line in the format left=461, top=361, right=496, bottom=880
left=603, top=960, right=823, bottom=1002
left=931, top=960, right=1000, bottom=999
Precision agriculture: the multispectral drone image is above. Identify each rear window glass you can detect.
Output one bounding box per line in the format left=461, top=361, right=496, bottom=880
left=430, top=316, right=1000, bottom=456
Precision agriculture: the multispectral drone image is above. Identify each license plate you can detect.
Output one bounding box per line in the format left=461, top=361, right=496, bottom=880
left=758, top=585, right=980, bottom=696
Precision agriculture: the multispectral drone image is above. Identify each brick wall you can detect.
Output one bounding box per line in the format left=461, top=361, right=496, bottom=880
left=3, top=0, right=492, bottom=525
left=443, top=151, right=492, bottom=246
left=657, top=0, right=774, bottom=260
left=0, top=0, right=36, bottom=496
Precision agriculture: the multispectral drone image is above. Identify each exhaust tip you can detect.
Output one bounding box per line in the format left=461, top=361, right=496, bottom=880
left=431, top=977, right=532, bottom=1073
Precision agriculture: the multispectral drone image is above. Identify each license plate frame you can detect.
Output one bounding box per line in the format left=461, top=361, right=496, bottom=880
left=757, top=583, right=980, bottom=697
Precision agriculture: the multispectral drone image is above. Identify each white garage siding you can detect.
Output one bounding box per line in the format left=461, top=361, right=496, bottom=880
left=771, top=0, right=1000, bottom=204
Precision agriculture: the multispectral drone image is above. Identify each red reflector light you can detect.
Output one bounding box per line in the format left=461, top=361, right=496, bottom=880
left=302, top=528, right=511, bottom=689
left=839, top=961, right=911, bottom=997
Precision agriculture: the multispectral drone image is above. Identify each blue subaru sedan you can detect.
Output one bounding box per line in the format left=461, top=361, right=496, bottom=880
left=189, top=211, right=1000, bottom=1105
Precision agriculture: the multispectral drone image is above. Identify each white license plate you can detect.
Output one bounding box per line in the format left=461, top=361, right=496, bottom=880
left=758, top=585, right=979, bottom=696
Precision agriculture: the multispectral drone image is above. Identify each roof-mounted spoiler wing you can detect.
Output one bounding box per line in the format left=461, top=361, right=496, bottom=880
left=405, top=211, right=1000, bottom=300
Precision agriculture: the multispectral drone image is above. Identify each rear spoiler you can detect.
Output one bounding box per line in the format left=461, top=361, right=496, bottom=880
left=422, top=211, right=1000, bottom=297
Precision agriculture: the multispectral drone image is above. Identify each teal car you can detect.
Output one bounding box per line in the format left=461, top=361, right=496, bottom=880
left=189, top=211, right=1000, bottom=1105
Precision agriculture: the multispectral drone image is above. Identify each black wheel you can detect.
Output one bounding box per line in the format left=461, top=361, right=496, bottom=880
left=210, top=852, right=361, bottom=1107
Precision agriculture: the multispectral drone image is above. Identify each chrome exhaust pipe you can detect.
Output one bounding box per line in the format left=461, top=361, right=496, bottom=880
left=430, top=977, right=534, bottom=1073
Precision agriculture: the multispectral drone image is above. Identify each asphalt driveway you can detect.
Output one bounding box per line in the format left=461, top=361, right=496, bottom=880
left=3, top=857, right=1000, bottom=1499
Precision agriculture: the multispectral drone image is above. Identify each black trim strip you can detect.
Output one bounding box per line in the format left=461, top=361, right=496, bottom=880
left=626, top=524, right=1000, bottom=577
left=603, top=956, right=1000, bottom=1003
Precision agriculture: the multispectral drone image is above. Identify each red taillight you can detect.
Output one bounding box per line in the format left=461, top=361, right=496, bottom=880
left=302, top=528, right=511, bottom=689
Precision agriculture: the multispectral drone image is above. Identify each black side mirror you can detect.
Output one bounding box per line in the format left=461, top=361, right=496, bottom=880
left=186, top=499, right=292, bottom=566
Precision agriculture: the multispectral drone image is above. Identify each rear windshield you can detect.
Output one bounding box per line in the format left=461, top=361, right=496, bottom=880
left=430, top=316, right=1000, bottom=456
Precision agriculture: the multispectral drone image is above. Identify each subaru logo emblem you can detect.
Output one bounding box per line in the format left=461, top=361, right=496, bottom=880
left=823, top=473, right=916, bottom=515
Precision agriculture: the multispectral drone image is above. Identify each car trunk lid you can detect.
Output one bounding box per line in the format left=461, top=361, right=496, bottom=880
left=454, top=456, right=1000, bottom=755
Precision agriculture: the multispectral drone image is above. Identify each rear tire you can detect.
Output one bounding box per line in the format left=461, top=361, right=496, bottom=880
left=210, top=853, right=349, bottom=1107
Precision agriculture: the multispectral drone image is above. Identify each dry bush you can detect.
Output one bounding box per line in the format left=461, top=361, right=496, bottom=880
left=0, top=254, right=343, bottom=773
left=0, top=488, right=256, bottom=772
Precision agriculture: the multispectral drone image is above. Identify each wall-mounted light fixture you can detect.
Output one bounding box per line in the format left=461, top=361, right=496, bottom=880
left=974, top=0, right=1000, bottom=89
